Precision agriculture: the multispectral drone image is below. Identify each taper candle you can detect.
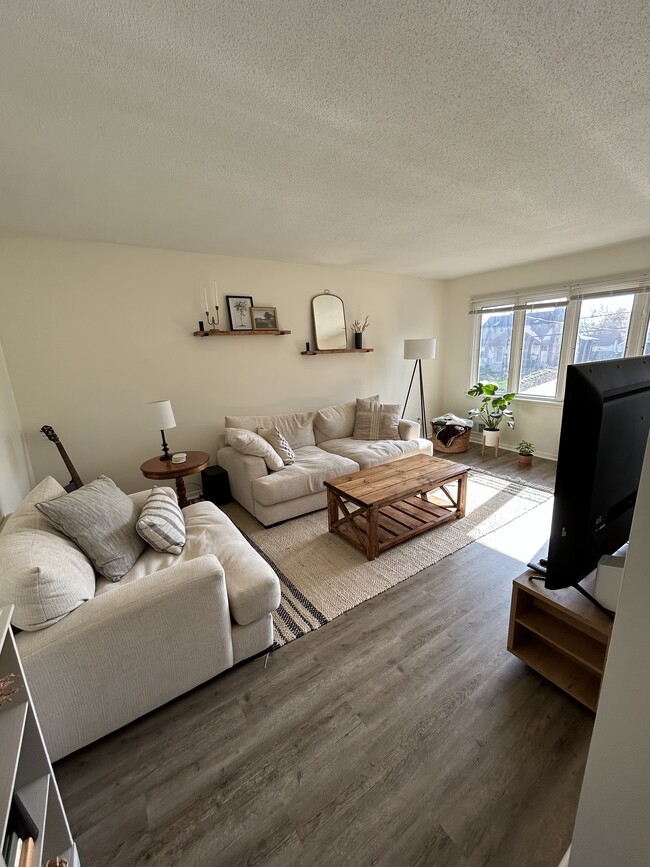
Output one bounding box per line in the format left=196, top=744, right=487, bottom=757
left=203, top=287, right=208, bottom=313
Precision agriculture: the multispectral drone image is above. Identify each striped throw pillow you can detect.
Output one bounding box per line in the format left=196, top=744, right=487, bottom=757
left=353, top=398, right=401, bottom=440
left=136, top=487, right=186, bottom=555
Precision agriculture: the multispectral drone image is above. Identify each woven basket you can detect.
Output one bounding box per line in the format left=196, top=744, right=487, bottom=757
left=431, top=425, right=471, bottom=454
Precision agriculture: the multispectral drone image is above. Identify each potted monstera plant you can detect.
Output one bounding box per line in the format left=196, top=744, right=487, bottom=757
left=467, top=382, right=515, bottom=452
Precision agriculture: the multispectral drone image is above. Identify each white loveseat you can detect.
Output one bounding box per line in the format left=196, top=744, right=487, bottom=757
left=2, top=482, right=280, bottom=761
left=217, top=399, right=433, bottom=526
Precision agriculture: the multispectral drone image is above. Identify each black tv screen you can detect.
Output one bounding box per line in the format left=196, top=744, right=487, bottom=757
left=544, top=356, right=650, bottom=591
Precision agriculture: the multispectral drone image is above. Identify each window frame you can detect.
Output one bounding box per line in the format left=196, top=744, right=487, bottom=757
left=469, top=274, right=650, bottom=403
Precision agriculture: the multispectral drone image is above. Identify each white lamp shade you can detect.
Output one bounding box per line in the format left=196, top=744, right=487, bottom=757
left=146, top=400, right=176, bottom=431
left=404, top=338, right=437, bottom=360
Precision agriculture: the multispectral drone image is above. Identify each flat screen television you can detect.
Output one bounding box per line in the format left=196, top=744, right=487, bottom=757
left=542, top=355, right=650, bottom=597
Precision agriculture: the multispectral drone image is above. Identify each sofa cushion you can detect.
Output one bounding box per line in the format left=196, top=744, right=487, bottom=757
left=319, top=437, right=424, bottom=469
left=0, top=529, right=96, bottom=631
left=313, top=396, right=379, bottom=444
left=252, top=446, right=358, bottom=507
left=353, top=398, right=401, bottom=440
left=97, top=501, right=280, bottom=626
left=257, top=426, right=296, bottom=465
left=35, top=475, right=146, bottom=582
left=226, top=428, right=284, bottom=471
left=136, top=487, right=186, bottom=555
left=1, top=476, right=67, bottom=536
left=226, top=412, right=316, bottom=448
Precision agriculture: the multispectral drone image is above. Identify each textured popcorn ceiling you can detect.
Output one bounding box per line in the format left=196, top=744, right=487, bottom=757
left=0, top=1, right=649, bottom=278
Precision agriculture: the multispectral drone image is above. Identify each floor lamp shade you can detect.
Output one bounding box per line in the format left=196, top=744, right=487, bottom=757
left=404, top=338, right=437, bottom=360
left=146, top=400, right=176, bottom=432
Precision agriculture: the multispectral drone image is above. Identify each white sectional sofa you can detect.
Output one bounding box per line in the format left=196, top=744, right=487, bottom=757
left=217, top=398, right=433, bottom=526
left=1, top=481, right=280, bottom=761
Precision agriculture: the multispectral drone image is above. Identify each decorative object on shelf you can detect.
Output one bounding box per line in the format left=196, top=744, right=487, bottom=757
left=251, top=306, right=279, bottom=330
left=198, top=320, right=205, bottom=332
left=203, top=282, right=221, bottom=331
left=145, top=399, right=176, bottom=461
left=312, top=291, right=346, bottom=350
left=0, top=671, right=20, bottom=707
left=226, top=295, right=254, bottom=330
left=467, top=382, right=515, bottom=458
left=305, top=342, right=310, bottom=351
left=402, top=338, right=437, bottom=436
left=350, top=316, right=369, bottom=349
left=516, top=440, right=535, bottom=466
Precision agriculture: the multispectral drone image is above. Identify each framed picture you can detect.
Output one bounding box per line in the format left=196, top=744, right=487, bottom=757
left=251, top=306, right=279, bottom=330
left=226, top=295, right=254, bottom=330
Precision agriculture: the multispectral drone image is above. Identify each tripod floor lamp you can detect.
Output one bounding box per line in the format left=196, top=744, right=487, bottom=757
left=402, top=338, right=437, bottom=437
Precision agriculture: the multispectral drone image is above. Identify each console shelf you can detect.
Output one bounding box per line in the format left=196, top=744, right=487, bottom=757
left=507, top=572, right=613, bottom=711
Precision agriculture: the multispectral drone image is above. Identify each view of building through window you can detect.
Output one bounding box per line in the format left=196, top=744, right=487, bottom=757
left=477, top=310, right=513, bottom=389
left=518, top=306, right=566, bottom=397
left=574, top=295, right=634, bottom=363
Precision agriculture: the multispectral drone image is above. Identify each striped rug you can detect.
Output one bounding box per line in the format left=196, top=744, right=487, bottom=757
left=222, top=469, right=552, bottom=648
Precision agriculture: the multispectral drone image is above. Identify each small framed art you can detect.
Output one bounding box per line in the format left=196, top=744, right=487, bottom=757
left=226, top=295, right=254, bottom=330
left=251, top=307, right=279, bottom=330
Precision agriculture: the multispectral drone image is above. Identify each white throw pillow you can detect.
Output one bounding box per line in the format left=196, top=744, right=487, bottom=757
left=226, top=428, right=284, bottom=471
left=2, top=476, right=67, bottom=535
left=258, top=426, right=296, bottom=465
left=0, top=529, right=96, bottom=631
left=314, top=396, right=379, bottom=443
left=136, top=487, right=186, bottom=554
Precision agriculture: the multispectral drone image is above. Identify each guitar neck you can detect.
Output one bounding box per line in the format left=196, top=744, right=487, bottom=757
left=54, top=442, right=84, bottom=490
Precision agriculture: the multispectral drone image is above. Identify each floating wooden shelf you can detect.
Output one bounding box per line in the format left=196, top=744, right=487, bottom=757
left=301, top=348, right=374, bottom=355
left=193, top=329, right=291, bottom=337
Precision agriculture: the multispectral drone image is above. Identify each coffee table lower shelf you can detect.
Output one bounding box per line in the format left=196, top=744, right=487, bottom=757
left=329, top=493, right=462, bottom=560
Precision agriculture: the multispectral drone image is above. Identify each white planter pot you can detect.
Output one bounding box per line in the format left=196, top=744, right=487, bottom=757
left=483, top=429, right=501, bottom=447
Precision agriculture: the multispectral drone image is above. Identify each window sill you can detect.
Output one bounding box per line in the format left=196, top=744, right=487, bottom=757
left=512, top=394, right=563, bottom=407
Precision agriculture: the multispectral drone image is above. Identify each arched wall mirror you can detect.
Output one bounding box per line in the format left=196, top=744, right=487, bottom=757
left=312, top=291, right=347, bottom=350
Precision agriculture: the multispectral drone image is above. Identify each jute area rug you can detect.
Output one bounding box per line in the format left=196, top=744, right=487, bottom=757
left=222, top=469, right=552, bottom=648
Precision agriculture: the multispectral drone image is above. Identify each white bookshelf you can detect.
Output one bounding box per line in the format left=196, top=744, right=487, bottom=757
left=0, top=606, right=80, bottom=867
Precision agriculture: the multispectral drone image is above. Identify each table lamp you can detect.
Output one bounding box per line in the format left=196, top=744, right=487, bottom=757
left=402, top=339, right=437, bottom=437
left=146, top=399, right=176, bottom=461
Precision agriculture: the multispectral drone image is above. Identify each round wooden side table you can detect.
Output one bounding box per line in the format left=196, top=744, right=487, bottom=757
left=140, top=451, right=210, bottom=509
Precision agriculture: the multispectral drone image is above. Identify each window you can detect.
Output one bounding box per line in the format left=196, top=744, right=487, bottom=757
left=476, top=309, right=513, bottom=390
left=574, top=295, right=634, bottom=363
left=519, top=303, right=566, bottom=398
left=470, top=275, right=650, bottom=401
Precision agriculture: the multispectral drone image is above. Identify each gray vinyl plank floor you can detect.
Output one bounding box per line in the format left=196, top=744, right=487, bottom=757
left=55, top=447, right=591, bottom=867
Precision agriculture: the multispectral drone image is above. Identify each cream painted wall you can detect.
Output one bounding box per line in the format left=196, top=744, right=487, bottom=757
left=0, top=338, right=32, bottom=514
left=442, top=237, right=650, bottom=459
left=0, top=233, right=444, bottom=494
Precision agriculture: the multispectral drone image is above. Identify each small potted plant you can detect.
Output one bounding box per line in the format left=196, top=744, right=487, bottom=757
left=516, top=440, right=535, bottom=466
left=467, top=382, right=515, bottom=452
left=350, top=316, right=370, bottom=349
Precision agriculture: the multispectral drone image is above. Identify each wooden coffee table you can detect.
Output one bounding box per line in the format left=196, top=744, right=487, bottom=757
left=324, top=454, right=469, bottom=561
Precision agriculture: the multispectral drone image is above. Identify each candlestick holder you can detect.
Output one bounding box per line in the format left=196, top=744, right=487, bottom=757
left=205, top=306, right=222, bottom=332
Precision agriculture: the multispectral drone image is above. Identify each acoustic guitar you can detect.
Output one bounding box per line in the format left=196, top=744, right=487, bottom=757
left=40, top=426, right=84, bottom=492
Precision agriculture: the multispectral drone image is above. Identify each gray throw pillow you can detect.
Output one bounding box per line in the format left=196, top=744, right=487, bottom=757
left=136, top=487, right=186, bottom=555
left=35, top=475, right=146, bottom=581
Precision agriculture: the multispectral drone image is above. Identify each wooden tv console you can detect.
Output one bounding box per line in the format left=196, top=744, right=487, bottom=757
left=507, top=571, right=614, bottom=712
